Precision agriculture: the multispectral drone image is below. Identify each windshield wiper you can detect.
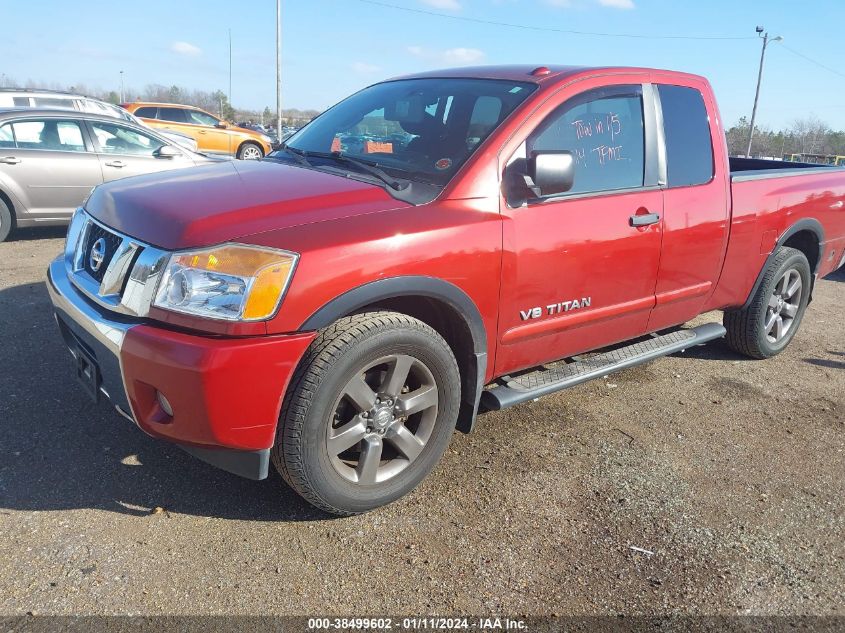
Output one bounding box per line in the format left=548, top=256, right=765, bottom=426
left=281, top=146, right=409, bottom=191
left=278, top=144, right=312, bottom=168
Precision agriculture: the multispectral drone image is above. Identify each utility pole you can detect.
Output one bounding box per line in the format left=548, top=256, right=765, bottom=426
left=120, top=70, right=124, bottom=102
left=228, top=29, right=233, bottom=118
left=276, top=0, right=283, bottom=136
left=746, top=26, right=782, bottom=157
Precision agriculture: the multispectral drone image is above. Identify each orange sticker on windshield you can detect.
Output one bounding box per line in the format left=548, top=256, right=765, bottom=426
left=331, top=137, right=342, bottom=152
left=364, top=141, right=393, bottom=154
left=435, top=158, right=452, bottom=170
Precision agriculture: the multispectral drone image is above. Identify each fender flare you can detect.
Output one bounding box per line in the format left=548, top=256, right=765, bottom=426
left=300, top=276, right=488, bottom=433
left=742, top=218, right=824, bottom=310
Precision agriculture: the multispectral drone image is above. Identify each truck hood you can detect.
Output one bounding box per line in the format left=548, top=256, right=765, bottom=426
left=85, top=160, right=409, bottom=250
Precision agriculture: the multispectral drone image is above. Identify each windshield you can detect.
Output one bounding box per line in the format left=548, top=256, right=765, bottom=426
left=278, top=78, right=536, bottom=188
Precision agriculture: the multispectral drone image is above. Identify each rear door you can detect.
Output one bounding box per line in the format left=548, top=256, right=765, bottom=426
left=496, top=80, right=664, bottom=374
left=86, top=119, right=195, bottom=181
left=0, top=117, right=102, bottom=221
left=646, top=79, right=730, bottom=331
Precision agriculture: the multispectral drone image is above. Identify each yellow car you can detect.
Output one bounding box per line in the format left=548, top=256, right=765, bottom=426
left=122, top=102, right=273, bottom=159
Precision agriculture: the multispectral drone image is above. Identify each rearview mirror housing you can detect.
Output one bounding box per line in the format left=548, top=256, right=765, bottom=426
left=215, top=121, right=228, bottom=129
left=527, top=150, right=575, bottom=198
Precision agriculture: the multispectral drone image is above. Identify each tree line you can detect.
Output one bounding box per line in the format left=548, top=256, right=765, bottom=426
left=726, top=116, right=845, bottom=160
left=2, top=78, right=320, bottom=128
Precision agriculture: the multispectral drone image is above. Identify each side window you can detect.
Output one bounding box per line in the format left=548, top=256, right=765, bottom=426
left=12, top=97, right=31, bottom=107
left=9, top=120, right=87, bottom=152
left=33, top=97, right=74, bottom=108
left=158, top=107, right=188, bottom=123
left=186, top=110, right=219, bottom=126
left=527, top=85, right=645, bottom=196
left=90, top=122, right=164, bottom=156
left=134, top=107, right=158, bottom=119
left=0, top=123, right=15, bottom=148
left=657, top=85, right=714, bottom=188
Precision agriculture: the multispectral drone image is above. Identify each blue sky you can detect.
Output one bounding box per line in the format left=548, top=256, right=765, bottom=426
left=3, top=0, right=844, bottom=129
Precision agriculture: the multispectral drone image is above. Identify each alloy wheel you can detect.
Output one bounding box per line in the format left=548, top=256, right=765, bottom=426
left=765, top=268, right=802, bottom=343
left=326, top=354, right=439, bottom=485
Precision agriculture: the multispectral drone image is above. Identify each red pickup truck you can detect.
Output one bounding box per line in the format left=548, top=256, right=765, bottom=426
left=47, top=65, right=845, bottom=515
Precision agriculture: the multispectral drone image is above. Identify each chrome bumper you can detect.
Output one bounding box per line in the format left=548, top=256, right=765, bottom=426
left=47, top=255, right=137, bottom=420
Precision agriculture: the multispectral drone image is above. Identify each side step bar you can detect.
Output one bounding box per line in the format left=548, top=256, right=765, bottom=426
left=480, top=322, right=726, bottom=411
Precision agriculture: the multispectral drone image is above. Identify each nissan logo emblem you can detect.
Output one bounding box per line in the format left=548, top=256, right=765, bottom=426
left=89, top=238, right=107, bottom=272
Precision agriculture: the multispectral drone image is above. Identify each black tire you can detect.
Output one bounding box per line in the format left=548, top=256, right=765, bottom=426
left=724, top=246, right=811, bottom=359
left=0, top=197, right=14, bottom=243
left=236, top=142, right=264, bottom=160
left=272, top=312, right=461, bottom=516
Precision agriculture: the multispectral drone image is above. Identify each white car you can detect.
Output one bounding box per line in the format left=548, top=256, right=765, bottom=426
left=0, top=89, right=200, bottom=152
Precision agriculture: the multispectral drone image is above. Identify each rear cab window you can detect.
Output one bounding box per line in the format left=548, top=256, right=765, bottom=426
left=657, top=85, right=714, bottom=188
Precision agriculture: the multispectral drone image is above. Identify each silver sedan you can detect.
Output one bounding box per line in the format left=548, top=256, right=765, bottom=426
left=0, top=108, right=226, bottom=242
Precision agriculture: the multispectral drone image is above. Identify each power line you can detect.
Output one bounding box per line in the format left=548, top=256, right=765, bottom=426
left=350, top=0, right=756, bottom=41
left=781, top=44, right=845, bottom=81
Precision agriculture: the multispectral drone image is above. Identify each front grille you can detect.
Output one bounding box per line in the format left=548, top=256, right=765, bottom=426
left=82, top=223, right=123, bottom=283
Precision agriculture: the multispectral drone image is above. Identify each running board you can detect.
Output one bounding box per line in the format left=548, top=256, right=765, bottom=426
left=480, top=322, right=726, bottom=411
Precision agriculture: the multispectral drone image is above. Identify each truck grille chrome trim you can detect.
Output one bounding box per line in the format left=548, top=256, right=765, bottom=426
left=65, top=209, right=169, bottom=317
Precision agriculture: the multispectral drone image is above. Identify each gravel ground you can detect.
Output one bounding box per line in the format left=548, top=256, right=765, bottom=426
left=0, top=227, right=843, bottom=617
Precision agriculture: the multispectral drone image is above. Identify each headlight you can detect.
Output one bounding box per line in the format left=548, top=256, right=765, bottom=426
left=153, top=244, right=298, bottom=321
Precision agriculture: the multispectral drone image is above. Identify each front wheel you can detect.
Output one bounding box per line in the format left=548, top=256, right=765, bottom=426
left=724, top=246, right=811, bottom=359
left=237, top=142, right=264, bottom=160
left=272, top=312, right=461, bottom=516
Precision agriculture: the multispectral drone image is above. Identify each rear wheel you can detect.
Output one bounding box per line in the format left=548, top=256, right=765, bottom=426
left=724, top=246, right=811, bottom=359
left=272, top=312, right=460, bottom=516
left=237, top=142, right=263, bottom=160
left=0, top=197, right=14, bottom=243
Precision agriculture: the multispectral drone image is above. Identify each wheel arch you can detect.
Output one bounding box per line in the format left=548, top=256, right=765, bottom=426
left=236, top=139, right=265, bottom=158
left=742, top=218, right=824, bottom=309
left=300, top=276, right=488, bottom=433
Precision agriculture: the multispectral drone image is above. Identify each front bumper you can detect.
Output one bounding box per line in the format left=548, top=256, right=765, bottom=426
left=47, top=256, right=316, bottom=480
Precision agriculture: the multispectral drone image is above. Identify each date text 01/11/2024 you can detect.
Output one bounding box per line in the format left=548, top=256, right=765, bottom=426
left=306, top=617, right=527, bottom=630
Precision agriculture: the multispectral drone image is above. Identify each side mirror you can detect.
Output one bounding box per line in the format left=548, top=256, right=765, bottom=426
left=215, top=121, right=228, bottom=129
left=527, top=150, right=575, bottom=198
left=154, top=145, right=180, bottom=159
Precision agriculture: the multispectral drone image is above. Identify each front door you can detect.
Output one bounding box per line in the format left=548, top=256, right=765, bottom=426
left=496, top=82, right=664, bottom=375
left=86, top=120, right=194, bottom=181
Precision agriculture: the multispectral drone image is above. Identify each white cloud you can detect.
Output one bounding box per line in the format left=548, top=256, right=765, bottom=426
left=598, top=0, right=635, bottom=8
left=351, top=61, right=382, bottom=73
left=442, top=47, right=485, bottom=64
left=170, top=41, right=202, bottom=57
left=407, top=45, right=485, bottom=65
left=419, top=0, right=462, bottom=10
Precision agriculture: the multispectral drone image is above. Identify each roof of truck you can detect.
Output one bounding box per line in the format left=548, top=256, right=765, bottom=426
left=390, top=65, right=706, bottom=85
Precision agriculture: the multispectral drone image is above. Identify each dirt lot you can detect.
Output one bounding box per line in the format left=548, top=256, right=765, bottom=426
left=0, top=227, right=843, bottom=617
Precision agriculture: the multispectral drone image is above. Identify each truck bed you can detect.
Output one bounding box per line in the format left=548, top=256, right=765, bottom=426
left=729, top=156, right=842, bottom=182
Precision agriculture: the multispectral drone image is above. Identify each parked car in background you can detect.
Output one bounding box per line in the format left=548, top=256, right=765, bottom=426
left=123, top=102, right=273, bottom=159
left=0, top=89, right=199, bottom=152
left=0, top=108, right=223, bottom=241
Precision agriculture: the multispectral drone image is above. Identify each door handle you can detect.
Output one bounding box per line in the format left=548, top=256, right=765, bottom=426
left=630, top=212, right=661, bottom=227
left=104, top=160, right=125, bottom=168
left=0, top=156, right=21, bottom=164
